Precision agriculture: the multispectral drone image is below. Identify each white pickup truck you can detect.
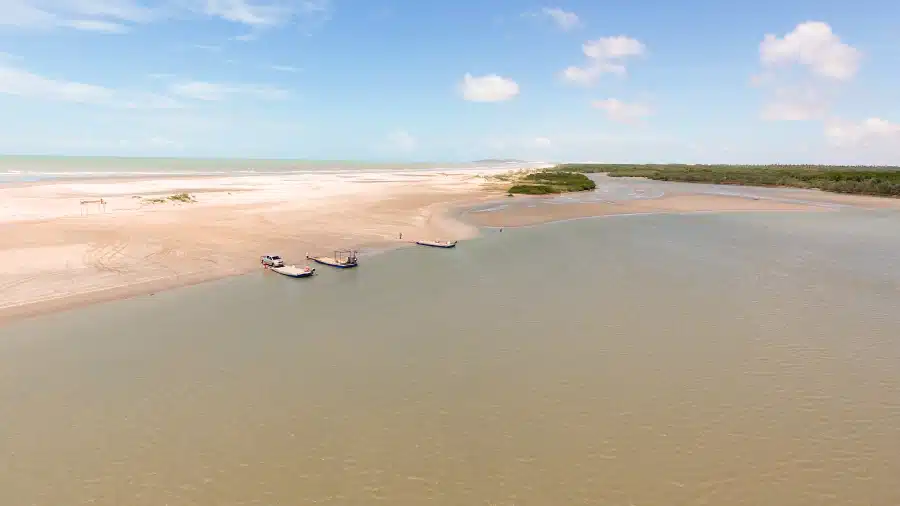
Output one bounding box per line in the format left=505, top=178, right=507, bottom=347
left=260, top=254, right=285, bottom=267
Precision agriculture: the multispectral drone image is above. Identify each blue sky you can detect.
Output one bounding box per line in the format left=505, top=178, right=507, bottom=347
left=1, top=0, right=898, bottom=163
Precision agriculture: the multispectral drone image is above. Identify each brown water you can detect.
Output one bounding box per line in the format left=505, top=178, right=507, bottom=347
left=2, top=210, right=899, bottom=505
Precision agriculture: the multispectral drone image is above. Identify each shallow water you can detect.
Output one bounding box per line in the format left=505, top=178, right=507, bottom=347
left=2, top=211, right=899, bottom=505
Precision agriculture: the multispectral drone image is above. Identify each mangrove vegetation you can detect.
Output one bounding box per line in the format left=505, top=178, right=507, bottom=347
left=554, top=164, right=900, bottom=198
left=507, top=171, right=597, bottom=195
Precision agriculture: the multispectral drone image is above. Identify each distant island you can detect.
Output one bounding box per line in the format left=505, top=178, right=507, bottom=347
left=555, top=164, right=900, bottom=198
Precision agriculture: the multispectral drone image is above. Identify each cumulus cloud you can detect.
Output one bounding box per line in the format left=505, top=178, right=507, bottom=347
left=169, top=80, right=289, bottom=101
left=540, top=7, right=579, bottom=30
left=755, top=22, right=861, bottom=124
left=562, top=36, right=645, bottom=85
left=824, top=118, right=900, bottom=147
left=592, top=98, right=651, bottom=123
left=460, top=73, right=520, bottom=102
left=760, top=86, right=828, bottom=121
left=760, top=21, right=861, bottom=80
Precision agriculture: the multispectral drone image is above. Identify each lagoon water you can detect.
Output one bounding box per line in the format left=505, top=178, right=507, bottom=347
left=2, top=210, right=900, bottom=505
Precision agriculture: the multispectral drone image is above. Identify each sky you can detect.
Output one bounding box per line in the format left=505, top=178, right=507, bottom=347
left=1, top=0, right=899, bottom=163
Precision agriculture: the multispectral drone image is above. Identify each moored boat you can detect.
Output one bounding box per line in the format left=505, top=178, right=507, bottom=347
left=306, top=249, right=359, bottom=268
left=271, top=265, right=316, bottom=278
left=415, top=239, right=457, bottom=248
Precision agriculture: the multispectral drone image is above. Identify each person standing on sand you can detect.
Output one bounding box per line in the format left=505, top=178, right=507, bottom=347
left=399, top=232, right=403, bottom=240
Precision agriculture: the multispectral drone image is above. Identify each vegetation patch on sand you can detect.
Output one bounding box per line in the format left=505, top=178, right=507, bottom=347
left=142, top=192, right=197, bottom=204
left=506, top=171, right=597, bottom=195
left=168, top=192, right=197, bottom=203
left=554, top=164, right=900, bottom=197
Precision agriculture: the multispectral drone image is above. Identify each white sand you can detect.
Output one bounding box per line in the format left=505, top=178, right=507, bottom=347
left=0, top=167, right=517, bottom=322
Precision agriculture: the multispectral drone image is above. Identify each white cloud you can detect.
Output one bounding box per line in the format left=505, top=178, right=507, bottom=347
left=200, top=0, right=332, bottom=27
left=533, top=137, right=552, bottom=148
left=592, top=98, right=651, bottom=123
left=193, top=43, right=222, bottom=51
left=0, top=0, right=154, bottom=32
left=0, top=61, right=183, bottom=108
left=232, top=32, right=257, bottom=41
left=201, top=0, right=286, bottom=26
left=170, top=81, right=228, bottom=101
left=270, top=64, right=300, bottom=72
left=1, top=1, right=57, bottom=27
left=540, top=7, right=579, bottom=30
left=0, top=64, right=112, bottom=104
left=825, top=118, right=900, bottom=147
left=62, top=19, right=129, bottom=32
left=68, top=0, right=153, bottom=22
left=562, top=36, right=645, bottom=85
left=755, top=22, right=861, bottom=123
left=760, top=21, right=861, bottom=80
left=0, top=0, right=332, bottom=32
left=460, top=73, right=519, bottom=102
left=387, top=130, right=416, bottom=152
left=760, top=86, right=828, bottom=121
left=169, top=80, right=289, bottom=101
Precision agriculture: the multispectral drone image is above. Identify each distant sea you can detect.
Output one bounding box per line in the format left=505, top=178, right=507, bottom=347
left=0, top=156, right=542, bottom=183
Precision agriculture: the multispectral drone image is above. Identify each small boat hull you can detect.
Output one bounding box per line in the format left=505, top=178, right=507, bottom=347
left=271, top=265, right=316, bottom=278
left=415, top=240, right=457, bottom=248
left=307, top=256, right=358, bottom=268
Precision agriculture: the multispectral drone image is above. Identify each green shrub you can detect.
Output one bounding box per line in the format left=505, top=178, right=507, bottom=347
left=508, top=184, right=558, bottom=195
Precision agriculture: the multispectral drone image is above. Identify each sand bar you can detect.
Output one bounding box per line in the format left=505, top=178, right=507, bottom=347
left=3, top=169, right=898, bottom=324
left=0, top=169, right=510, bottom=323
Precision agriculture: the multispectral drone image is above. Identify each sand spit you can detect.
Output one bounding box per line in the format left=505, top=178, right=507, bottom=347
left=0, top=169, right=503, bottom=323
left=2, top=168, right=898, bottom=324
left=462, top=194, right=833, bottom=228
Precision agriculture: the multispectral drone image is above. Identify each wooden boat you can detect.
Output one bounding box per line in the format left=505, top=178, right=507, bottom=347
left=271, top=265, right=316, bottom=278
left=415, top=239, right=457, bottom=248
left=306, top=249, right=358, bottom=268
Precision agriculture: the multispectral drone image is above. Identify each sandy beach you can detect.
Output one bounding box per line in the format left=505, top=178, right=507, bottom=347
left=0, top=168, right=508, bottom=323
left=3, top=168, right=899, bottom=324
